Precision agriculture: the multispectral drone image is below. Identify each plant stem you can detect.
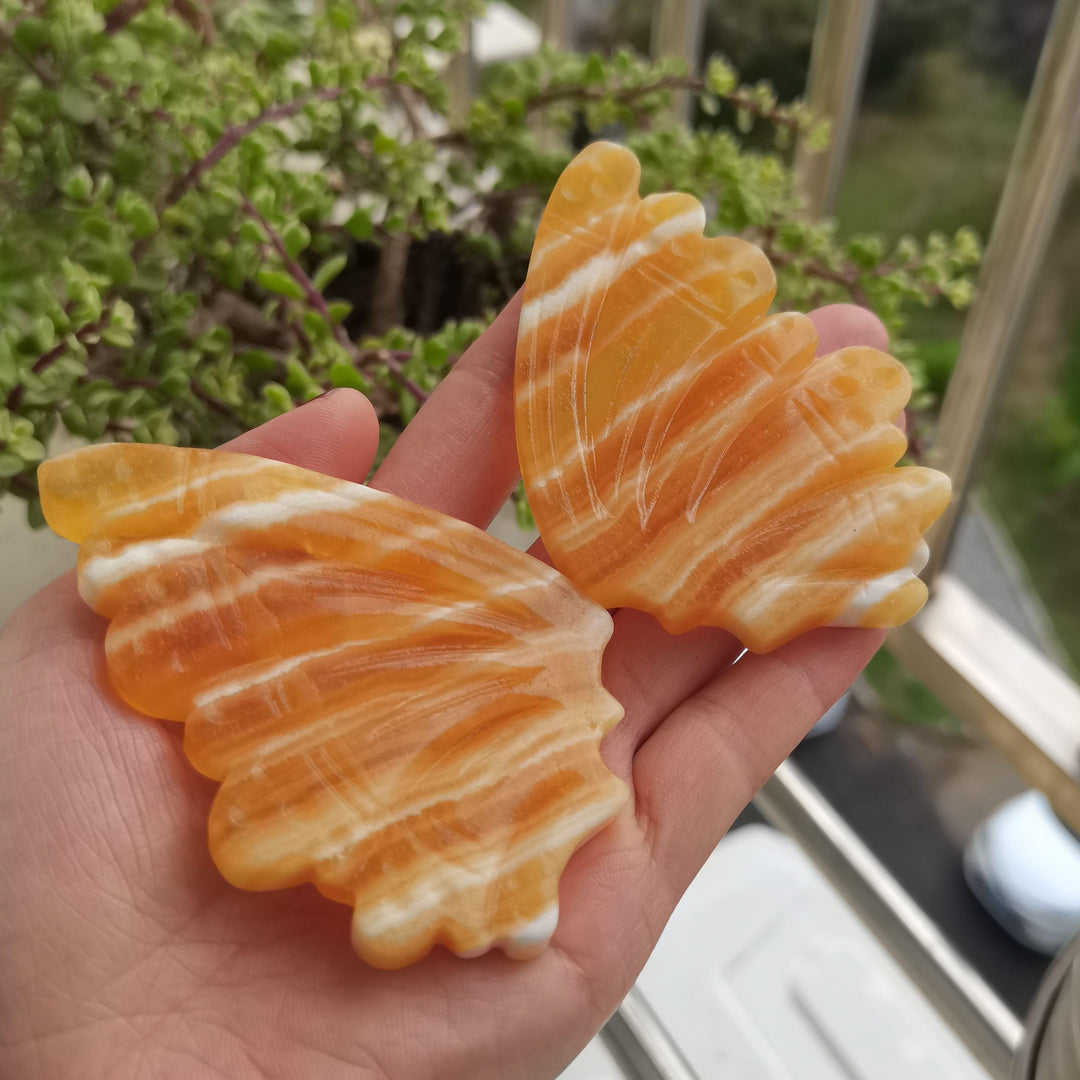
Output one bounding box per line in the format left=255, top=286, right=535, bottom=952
left=6, top=314, right=110, bottom=412
left=173, top=0, right=216, bottom=42
left=867, top=259, right=946, bottom=297
left=435, top=74, right=805, bottom=145
left=385, top=18, right=428, bottom=140
left=190, top=380, right=237, bottom=420
left=162, top=87, right=345, bottom=209
left=103, top=0, right=147, bottom=34
left=159, top=73, right=392, bottom=212
left=543, top=76, right=796, bottom=122
left=376, top=349, right=424, bottom=398
left=242, top=197, right=429, bottom=404
left=10, top=473, right=38, bottom=499
left=0, top=22, right=55, bottom=87
left=756, top=223, right=947, bottom=309
left=762, top=241, right=872, bottom=308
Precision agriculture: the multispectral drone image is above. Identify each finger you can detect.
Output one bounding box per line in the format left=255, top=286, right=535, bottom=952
left=597, top=302, right=892, bottom=771
left=633, top=627, right=884, bottom=893
left=370, top=293, right=523, bottom=526
left=221, top=388, right=380, bottom=483
left=806, top=307, right=906, bottom=439
left=600, top=617, right=741, bottom=779
left=809, top=303, right=889, bottom=353
left=522, top=531, right=743, bottom=780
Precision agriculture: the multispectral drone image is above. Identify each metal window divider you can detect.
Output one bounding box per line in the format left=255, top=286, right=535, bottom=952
left=794, top=0, right=881, bottom=218
left=923, top=0, right=1080, bottom=584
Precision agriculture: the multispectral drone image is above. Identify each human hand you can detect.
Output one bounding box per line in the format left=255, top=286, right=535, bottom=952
left=0, top=298, right=888, bottom=1080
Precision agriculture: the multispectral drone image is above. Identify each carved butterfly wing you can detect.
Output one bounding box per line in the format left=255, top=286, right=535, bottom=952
left=515, top=141, right=951, bottom=652
left=40, top=443, right=626, bottom=969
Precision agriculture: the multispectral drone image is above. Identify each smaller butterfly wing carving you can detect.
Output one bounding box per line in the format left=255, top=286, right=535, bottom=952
left=515, top=141, right=951, bottom=651
left=40, top=444, right=627, bottom=968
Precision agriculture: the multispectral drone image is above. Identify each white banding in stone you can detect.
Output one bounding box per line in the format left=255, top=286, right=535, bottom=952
left=105, top=562, right=314, bottom=652
left=81, top=537, right=212, bottom=607
left=100, top=458, right=273, bottom=523
left=191, top=576, right=561, bottom=711
left=353, top=794, right=624, bottom=938
left=830, top=538, right=931, bottom=626
left=199, top=483, right=371, bottom=535
left=518, top=208, right=706, bottom=336
left=503, top=904, right=560, bottom=957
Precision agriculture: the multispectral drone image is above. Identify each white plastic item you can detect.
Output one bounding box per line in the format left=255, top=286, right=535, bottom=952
left=557, top=1036, right=626, bottom=1080
left=634, top=825, right=992, bottom=1080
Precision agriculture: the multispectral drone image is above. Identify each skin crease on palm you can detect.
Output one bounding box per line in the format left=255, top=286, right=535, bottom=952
left=0, top=297, right=892, bottom=1080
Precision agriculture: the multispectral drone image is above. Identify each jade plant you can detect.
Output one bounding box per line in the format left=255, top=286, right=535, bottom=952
left=0, top=0, right=980, bottom=529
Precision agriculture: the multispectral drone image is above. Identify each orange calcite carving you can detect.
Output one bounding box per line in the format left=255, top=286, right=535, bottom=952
left=39, top=444, right=626, bottom=968
left=515, top=141, right=951, bottom=652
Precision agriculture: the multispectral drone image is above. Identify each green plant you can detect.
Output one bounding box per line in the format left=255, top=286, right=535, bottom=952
left=863, top=646, right=960, bottom=732
left=0, top=0, right=981, bottom=528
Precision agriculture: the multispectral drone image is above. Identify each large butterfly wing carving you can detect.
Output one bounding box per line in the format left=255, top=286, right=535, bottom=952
left=515, top=141, right=951, bottom=652
left=40, top=443, right=626, bottom=968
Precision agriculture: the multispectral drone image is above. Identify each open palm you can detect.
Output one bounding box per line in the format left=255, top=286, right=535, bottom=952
left=1, top=297, right=889, bottom=1080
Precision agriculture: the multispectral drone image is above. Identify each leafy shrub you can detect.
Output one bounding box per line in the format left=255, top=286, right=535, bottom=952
left=0, top=0, right=980, bottom=527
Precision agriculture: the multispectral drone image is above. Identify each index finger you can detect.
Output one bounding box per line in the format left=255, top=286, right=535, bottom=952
left=369, top=293, right=523, bottom=526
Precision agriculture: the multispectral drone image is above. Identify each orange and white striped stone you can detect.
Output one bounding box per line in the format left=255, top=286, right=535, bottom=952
left=39, top=443, right=626, bottom=969
left=515, top=141, right=951, bottom=652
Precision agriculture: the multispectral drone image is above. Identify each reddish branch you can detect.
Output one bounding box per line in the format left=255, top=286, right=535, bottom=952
left=105, top=0, right=216, bottom=37
left=373, top=349, right=428, bottom=403
left=6, top=314, right=110, bottom=412
left=1, top=22, right=116, bottom=154
left=435, top=74, right=805, bottom=145
left=190, top=379, right=236, bottom=420
left=161, top=88, right=345, bottom=209
left=756, top=222, right=951, bottom=309
left=10, top=473, right=38, bottom=499
left=767, top=248, right=872, bottom=308
left=241, top=197, right=429, bottom=405
left=85, top=361, right=237, bottom=423
left=764, top=241, right=950, bottom=309
left=160, top=75, right=392, bottom=211
left=867, top=260, right=946, bottom=297
left=537, top=76, right=802, bottom=127
left=755, top=225, right=869, bottom=307
left=0, top=22, right=55, bottom=86
left=103, top=0, right=147, bottom=34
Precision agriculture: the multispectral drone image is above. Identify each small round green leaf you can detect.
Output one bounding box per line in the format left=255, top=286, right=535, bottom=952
left=58, top=85, right=98, bottom=125
left=256, top=268, right=305, bottom=301
left=312, top=254, right=348, bottom=292
left=330, top=362, right=369, bottom=391
left=0, top=452, right=26, bottom=478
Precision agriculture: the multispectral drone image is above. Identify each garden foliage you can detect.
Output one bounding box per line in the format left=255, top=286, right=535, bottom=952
left=0, top=0, right=980, bottom=528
